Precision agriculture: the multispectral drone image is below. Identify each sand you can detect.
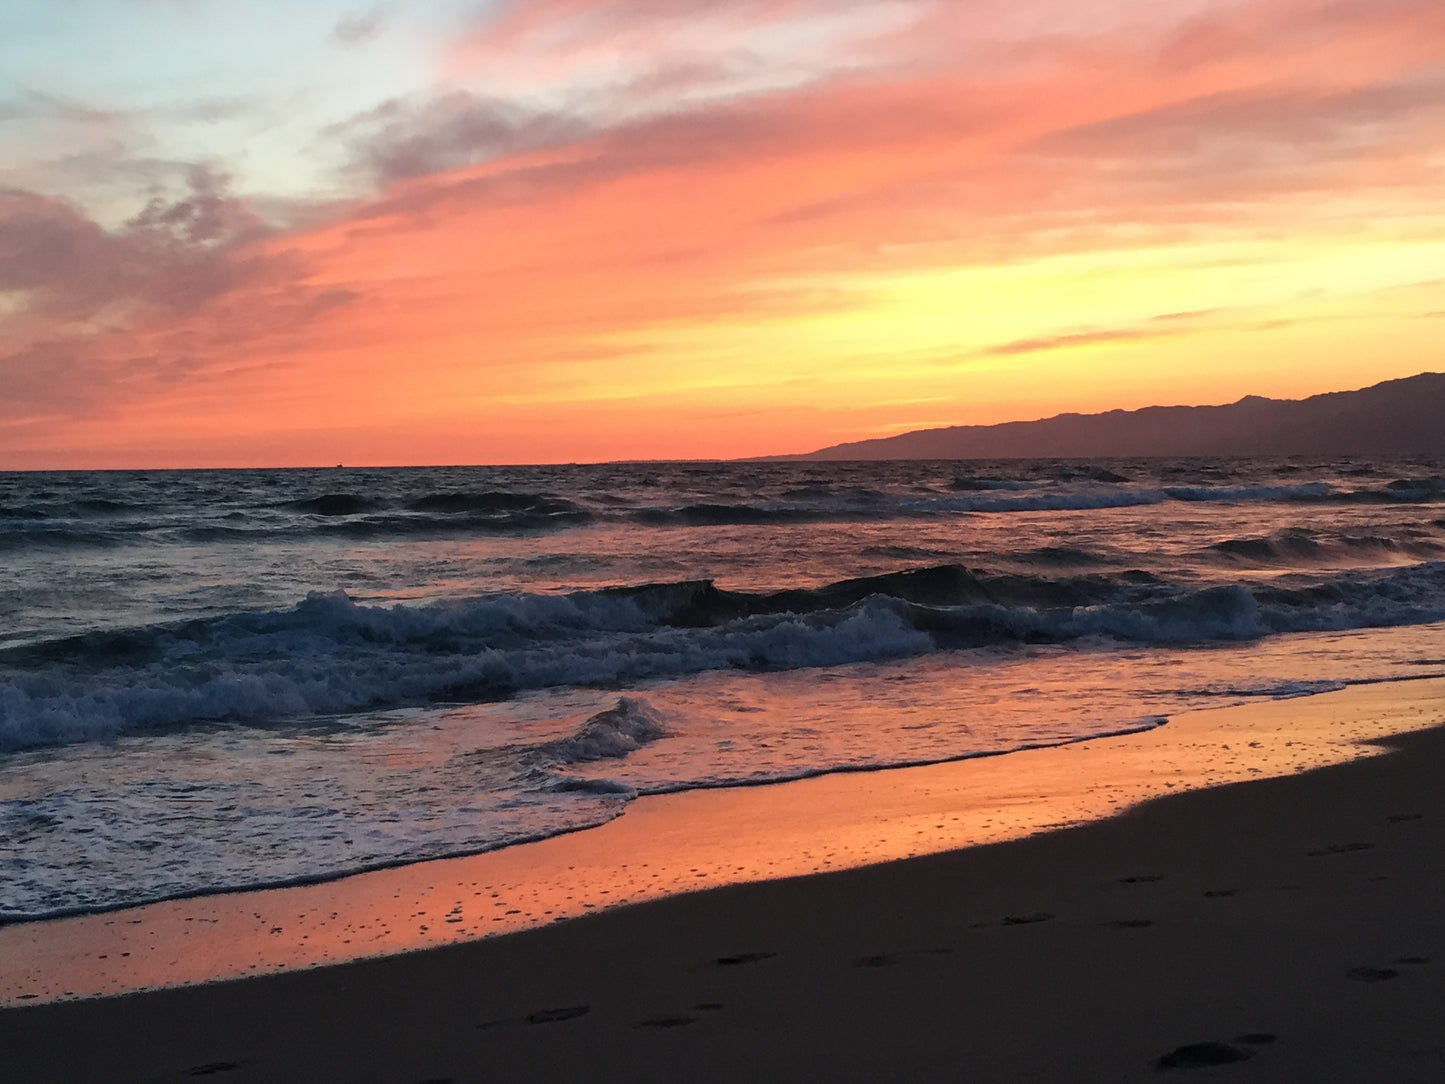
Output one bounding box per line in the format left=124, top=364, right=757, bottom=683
left=3, top=678, right=1445, bottom=1081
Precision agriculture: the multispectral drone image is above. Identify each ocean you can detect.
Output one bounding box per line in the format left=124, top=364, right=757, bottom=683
left=3, top=457, right=1445, bottom=923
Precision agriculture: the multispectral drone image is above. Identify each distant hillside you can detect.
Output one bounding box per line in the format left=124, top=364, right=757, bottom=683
left=796, top=373, right=1445, bottom=460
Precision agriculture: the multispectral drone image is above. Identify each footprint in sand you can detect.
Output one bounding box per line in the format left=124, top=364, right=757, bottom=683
left=636, top=1016, right=697, bottom=1029
left=1156, top=1041, right=1254, bottom=1069
left=185, top=1062, right=248, bottom=1077
left=854, top=954, right=899, bottom=967
left=1001, top=912, right=1054, bottom=926
left=526, top=1006, right=590, bottom=1024
left=1386, top=812, right=1423, bottom=824
left=1395, top=955, right=1431, bottom=966
left=715, top=951, right=776, bottom=966
left=1100, top=918, right=1154, bottom=929
left=1307, top=842, right=1374, bottom=857
left=1116, top=874, right=1163, bottom=884
left=1203, top=889, right=1237, bottom=898
left=1346, top=966, right=1399, bottom=983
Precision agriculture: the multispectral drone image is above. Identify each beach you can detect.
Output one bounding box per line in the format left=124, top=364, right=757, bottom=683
left=9, top=0, right=1445, bottom=1076
left=4, top=676, right=1444, bottom=1081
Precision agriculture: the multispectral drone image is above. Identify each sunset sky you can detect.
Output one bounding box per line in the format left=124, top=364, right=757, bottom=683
left=2, top=0, right=1443, bottom=467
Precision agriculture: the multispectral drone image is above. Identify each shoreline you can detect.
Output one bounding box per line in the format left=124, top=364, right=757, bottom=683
left=3, top=677, right=1444, bottom=1079
left=0, top=714, right=1173, bottom=930
left=1, top=676, right=1442, bottom=1008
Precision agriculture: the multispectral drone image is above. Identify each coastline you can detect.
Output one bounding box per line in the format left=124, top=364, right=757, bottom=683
left=2, top=677, right=1442, bottom=1005
left=3, top=677, right=1445, bottom=1078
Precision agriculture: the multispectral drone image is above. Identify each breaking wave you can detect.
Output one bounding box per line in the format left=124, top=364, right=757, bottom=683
left=6, top=561, right=1445, bottom=751
left=1205, top=527, right=1443, bottom=565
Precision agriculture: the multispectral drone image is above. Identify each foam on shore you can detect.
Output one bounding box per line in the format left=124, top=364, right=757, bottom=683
left=2, top=675, right=1442, bottom=1006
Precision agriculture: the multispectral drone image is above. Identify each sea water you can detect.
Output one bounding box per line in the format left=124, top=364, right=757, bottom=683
left=3, top=457, right=1445, bottom=919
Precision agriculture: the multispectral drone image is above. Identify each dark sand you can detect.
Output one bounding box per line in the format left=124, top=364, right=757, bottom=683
left=4, top=701, right=1445, bottom=1080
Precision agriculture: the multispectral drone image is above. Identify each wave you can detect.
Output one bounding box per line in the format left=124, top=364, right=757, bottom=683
left=1168, top=481, right=1445, bottom=505
left=7, top=472, right=1445, bottom=554
left=917, top=491, right=1167, bottom=514
left=533, top=697, right=669, bottom=766
left=629, top=503, right=827, bottom=527
left=948, top=475, right=1035, bottom=491
left=1169, top=678, right=1348, bottom=700
left=0, top=505, right=51, bottom=521
left=68, top=498, right=150, bottom=515
left=283, top=493, right=384, bottom=516
left=510, top=697, right=671, bottom=795
left=0, top=498, right=154, bottom=520
left=602, top=480, right=1445, bottom=526
left=0, top=588, right=931, bottom=751
left=1163, top=483, right=1337, bottom=502
left=6, top=561, right=1445, bottom=751
left=283, top=489, right=588, bottom=519
left=0, top=526, right=129, bottom=551
left=1384, top=476, right=1445, bottom=496
left=1205, top=527, right=1443, bottom=565
left=780, top=485, right=889, bottom=502
left=313, top=509, right=594, bottom=538
left=604, top=566, right=1164, bottom=627
left=860, top=545, right=955, bottom=560
left=1009, top=546, right=1112, bottom=567
left=1047, top=466, right=1132, bottom=484
left=404, top=491, right=583, bottom=516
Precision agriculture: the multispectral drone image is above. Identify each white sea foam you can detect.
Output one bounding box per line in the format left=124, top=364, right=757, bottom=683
left=8, top=562, right=1445, bottom=751
left=0, top=595, right=932, bottom=750
left=6, top=622, right=1442, bottom=923
left=1163, top=482, right=1338, bottom=502
left=534, top=697, right=670, bottom=765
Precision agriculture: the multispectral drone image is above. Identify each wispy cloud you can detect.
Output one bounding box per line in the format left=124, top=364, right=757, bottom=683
left=334, top=92, right=588, bottom=186
left=978, top=327, right=1168, bottom=359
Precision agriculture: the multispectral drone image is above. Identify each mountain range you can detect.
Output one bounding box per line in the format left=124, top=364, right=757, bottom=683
left=794, top=373, right=1445, bottom=460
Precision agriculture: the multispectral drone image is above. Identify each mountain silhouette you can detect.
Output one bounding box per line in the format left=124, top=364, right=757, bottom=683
left=795, top=373, right=1445, bottom=460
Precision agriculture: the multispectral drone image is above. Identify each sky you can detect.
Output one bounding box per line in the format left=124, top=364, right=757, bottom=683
left=1, top=0, right=1443, bottom=468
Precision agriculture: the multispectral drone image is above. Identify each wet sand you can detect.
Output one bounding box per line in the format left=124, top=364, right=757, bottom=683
left=3, top=679, right=1445, bottom=1081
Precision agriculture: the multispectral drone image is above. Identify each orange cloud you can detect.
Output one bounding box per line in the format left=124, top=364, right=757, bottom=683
left=3, top=0, right=1444, bottom=466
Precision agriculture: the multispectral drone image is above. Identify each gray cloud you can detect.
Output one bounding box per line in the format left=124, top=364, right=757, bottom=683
left=0, top=167, right=360, bottom=423
left=332, top=7, right=387, bottom=46
left=0, top=166, right=280, bottom=319
left=336, top=92, right=589, bottom=186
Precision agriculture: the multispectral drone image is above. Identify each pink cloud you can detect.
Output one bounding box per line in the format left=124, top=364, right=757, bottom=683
left=4, top=0, right=1444, bottom=462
